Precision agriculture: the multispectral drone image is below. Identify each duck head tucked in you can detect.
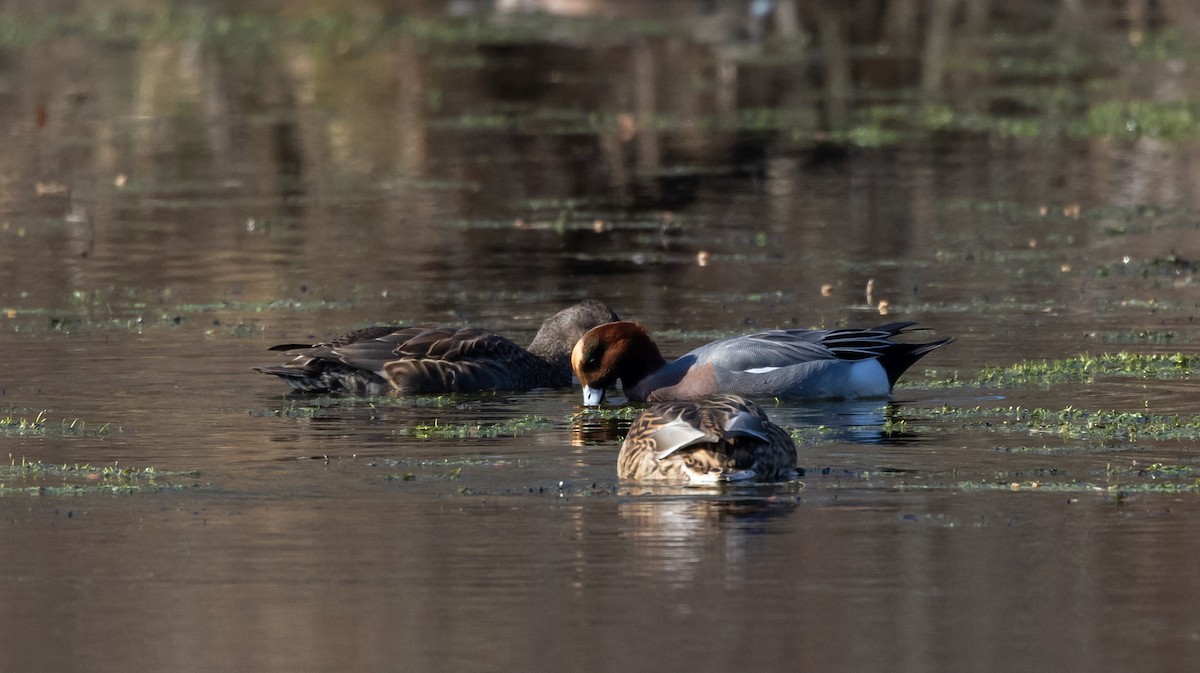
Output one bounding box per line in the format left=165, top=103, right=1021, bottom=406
left=618, top=393, right=797, bottom=484
left=572, top=319, right=953, bottom=405
left=258, top=299, right=619, bottom=395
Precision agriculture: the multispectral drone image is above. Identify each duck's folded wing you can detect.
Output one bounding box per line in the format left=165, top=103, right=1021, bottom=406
left=643, top=397, right=771, bottom=460
left=266, top=324, right=409, bottom=352
left=298, top=326, right=525, bottom=373
left=261, top=324, right=548, bottom=393
left=702, top=323, right=925, bottom=372
left=815, top=322, right=920, bottom=359
left=648, top=418, right=715, bottom=461
left=721, top=409, right=772, bottom=442
left=699, top=331, right=841, bottom=373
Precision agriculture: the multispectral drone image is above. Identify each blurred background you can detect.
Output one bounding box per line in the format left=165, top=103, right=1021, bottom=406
left=4, top=0, right=1200, bottom=342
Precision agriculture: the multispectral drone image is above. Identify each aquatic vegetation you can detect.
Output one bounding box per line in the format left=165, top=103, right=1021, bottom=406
left=907, top=352, right=1200, bottom=391
left=1134, top=462, right=1196, bottom=478
left=1093, top=254, right=1200, bottom=289
left=0, top=457, right=201, bottom=495
left=787, top=425, right=844, bottom=448
left=0, top=411, right=116, bottom=438
left=401, top=86, right=1200, bottom=149
left=993, top=445, right=1082, bottom=455
left=385, top=466, right=463, bottom=482
left=974, top=352, right=1199, bottom=386
left=862, top=453, right=1200, bottom=500
left=251, top=402, right=325, bottom=419
left=253, top=392, right=493, bottom=420
left=896, top=404, right=1200, bottom=442
left=396, top=415, right=551, bottom=439
left=375, top=457, right=527, bottom=486
left=1077, top=100, right=1199, bottom=141
left=372, top=456, right=510, bottom=469
left=570, top=406, right=642, bottom=422
left=939, top=479, right=1200, bottom=496
left=343, top=394, right=490, bottom=408
left=1085, top=330, right=1176, bottom=345
left=4, top=290, right=359, bottom=335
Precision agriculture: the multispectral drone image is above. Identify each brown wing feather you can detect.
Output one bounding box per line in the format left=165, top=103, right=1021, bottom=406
left=317, top=326, right=540, bottom=393
left=258, top=300, right=620, bottom=394
left=258, top=325, right=560, bottom=394
left=618, top=394, right=797, bottom=483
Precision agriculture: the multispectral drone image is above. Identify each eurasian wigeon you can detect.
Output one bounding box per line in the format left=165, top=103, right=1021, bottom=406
left=572, top=320, right=952, bottom=405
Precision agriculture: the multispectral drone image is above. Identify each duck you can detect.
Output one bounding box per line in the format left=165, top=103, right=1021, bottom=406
left=256, top=299, right=619, bottom=395
left=618, top=394, right=797, bottom=483
left=572, top=320, right=952, bottom=405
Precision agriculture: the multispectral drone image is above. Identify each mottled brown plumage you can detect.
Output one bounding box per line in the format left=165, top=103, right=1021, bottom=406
left=256, top=300, right=619, bottom=395
left=618, top=394, right=797, bottom=484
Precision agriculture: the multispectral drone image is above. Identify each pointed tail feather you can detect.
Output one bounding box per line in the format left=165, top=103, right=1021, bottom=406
left=267, top=343, right=316, bottom=352
left=878, top=337, right=955, bottom=388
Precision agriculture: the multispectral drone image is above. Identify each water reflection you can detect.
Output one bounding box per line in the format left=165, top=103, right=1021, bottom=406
left=6, top=2, right=1200, bottom=671
left=771, top=398, right=899, bottom=443
left=5, top=0, right=1200, bottom=323
left=616, top=493, right=800, bottom=587
left=569, top=412, right=629, bottom=446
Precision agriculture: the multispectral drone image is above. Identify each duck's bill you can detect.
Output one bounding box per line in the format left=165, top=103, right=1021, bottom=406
left=581, top=385, right=605, bottom=406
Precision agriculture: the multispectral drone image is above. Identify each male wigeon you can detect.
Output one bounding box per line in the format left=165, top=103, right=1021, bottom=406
left=257, top=299, right=619, bottom=395
left=572, top=320, right=952, bottom=405
left=618, top=394, right=798, bottom=483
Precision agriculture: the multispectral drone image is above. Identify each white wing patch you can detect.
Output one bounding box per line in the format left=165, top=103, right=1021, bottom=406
left=742, top=366, right=780, bottom=374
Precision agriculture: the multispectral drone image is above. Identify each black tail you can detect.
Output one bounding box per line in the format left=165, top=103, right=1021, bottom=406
left=267, top=343, right=315, bottom=352
left=878, top=337, right=955, bottom=388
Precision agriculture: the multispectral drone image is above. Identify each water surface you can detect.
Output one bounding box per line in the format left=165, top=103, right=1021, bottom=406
left=3, top=2, right=1200, bottom=672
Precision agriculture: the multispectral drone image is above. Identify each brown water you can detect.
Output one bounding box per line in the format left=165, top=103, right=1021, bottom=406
left=3, top=2, right=1200, bottom=671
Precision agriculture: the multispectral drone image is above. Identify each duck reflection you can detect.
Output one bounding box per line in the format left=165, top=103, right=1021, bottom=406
left=569, top=410, right=634, bottom=446
left=614, top=493, right=800, bottom=586
left=768, top=398, right=926, bottom=445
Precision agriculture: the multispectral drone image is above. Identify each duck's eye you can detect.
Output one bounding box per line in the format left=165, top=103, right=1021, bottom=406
left=584, top=348, right=602, bottom=369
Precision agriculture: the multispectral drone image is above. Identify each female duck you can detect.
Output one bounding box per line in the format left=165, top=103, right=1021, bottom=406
left=257, top=299, right=619, bottom=395
left=572, top=320, right=952, bottom=405
left=619, top=394, right=797, bottom=484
